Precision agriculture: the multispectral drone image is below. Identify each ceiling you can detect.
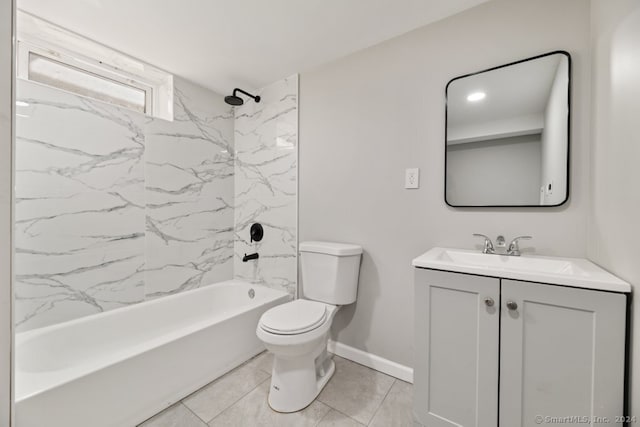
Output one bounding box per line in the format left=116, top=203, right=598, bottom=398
left=17, top=0, right=488, bottom=95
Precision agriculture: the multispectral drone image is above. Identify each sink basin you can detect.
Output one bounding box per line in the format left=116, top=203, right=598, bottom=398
left=435, top=249, right=586, bottom=275
left=413, top=247, right=630, bottom=293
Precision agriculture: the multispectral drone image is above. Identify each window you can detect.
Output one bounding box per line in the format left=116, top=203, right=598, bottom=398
left=17, top=11, right=174, bottom=120
left=27, top=52, right=150, bottom=114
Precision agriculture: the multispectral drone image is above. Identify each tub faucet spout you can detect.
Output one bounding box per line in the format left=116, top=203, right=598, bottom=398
left=243, top=252, right=259, bottom=262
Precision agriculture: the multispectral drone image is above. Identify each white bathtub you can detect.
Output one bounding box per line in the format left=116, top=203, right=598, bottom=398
left=15, top=280, right=290, bottom=427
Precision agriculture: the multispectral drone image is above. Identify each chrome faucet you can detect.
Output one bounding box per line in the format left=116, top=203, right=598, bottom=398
left=473, top=234, right=533, bottom=256
left=506, top=236, right=532, bottom=256
left=473, top=234, right=495, bottom=254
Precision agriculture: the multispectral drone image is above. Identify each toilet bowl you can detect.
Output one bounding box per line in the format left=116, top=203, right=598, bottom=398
left=256, top=300, right=338, bottom=412
left=256, top=241, right=362, bottom=413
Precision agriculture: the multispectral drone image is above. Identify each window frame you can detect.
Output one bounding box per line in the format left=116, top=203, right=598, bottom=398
left=18, top=42, right=154, bottom=114
left=16, top=10, right=173, bottom=120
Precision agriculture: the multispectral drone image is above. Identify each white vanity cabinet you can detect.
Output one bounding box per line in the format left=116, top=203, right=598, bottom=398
left=414, top=269, right=500, bottom=427
left=414, top=268, right=628, bottom=427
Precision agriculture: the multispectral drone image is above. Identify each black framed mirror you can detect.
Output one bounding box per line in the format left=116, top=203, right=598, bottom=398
left=445, top=51, right=571, bottom=207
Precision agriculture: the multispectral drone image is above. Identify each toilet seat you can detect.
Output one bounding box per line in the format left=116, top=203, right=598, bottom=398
left=259, top=300, right=328, bottom=335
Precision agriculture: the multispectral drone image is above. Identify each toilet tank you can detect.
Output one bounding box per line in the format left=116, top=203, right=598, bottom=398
left=299, top=241, right=362, bottom=305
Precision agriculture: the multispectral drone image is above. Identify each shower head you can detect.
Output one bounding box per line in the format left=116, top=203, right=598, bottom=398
left=224, top=95, right=244, bottom=106
left=224, top=88, right=261, bottom=106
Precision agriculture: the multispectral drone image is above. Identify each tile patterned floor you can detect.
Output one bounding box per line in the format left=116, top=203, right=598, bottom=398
left=139, top=352, right=415, bottom=427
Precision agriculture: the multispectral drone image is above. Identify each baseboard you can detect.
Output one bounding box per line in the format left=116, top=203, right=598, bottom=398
left=327, top=340, right=413, bottom=383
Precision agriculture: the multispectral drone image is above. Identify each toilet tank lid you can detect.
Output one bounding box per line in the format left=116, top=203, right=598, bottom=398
left=299, top=241, right=362, bottom=256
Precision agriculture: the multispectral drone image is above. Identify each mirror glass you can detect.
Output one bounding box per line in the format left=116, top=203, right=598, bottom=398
left=445, top=51, right=570, bottom=207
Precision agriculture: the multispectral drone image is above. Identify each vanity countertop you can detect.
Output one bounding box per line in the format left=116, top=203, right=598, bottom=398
left=413, top=247, right=631, bottom=293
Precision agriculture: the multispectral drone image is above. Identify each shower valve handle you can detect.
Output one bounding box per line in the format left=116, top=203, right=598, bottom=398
left=250, top=223, right=264, bottom=243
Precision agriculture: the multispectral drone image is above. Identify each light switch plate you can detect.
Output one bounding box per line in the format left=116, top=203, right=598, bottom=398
left=405, top=168, right=420, bottom=189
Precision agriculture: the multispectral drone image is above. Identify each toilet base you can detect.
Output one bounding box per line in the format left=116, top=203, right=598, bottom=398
left=267, top=350, right=335, bottom=413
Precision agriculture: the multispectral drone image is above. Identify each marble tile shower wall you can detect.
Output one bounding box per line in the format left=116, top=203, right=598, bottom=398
left=15, top=78, right=234, bottom=332
left=145, top=81, right=234, bottom=298
left=233, top=75, right=298, bottom=295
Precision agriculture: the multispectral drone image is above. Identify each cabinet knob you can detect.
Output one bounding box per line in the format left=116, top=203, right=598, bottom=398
left=506, top=301, right=518, bottom=311
left=484, top=297, right=495, bottom=307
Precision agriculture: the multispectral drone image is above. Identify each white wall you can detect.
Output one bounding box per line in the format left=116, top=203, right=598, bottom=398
left=299, top=0, right=591, bottom=368
left=588, top=0, right=640, bottom=414
left=540, top=56, right=569, bottom=205
left=0, top=0, right=13, bottom=423
left=447, top=135, right=542, bottom=206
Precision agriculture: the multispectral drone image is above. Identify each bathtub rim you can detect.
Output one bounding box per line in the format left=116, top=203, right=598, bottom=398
left=15, top=281, right=290, bottom=401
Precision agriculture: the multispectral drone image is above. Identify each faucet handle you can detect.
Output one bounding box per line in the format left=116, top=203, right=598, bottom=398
left=473, top=233, right=495, bottom=254
left=507, top=236, right=532, bottom=256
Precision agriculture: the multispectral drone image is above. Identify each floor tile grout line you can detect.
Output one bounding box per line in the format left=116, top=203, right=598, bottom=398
left=317, top=379, right=367, bottom=426
left=314, top=404, right=334, bottom=427
left=180, top=401, right=209, bottom=426
left=181, top=356, right=257, bottom=404
left=181, top=356, right=271, bottom=423
left=366, top=378, right=397, bottom=426
left=209, top=373, right=271, bottom=424
left=335, top=406, right=364, bottom=425
left=181, top=377, right=222, bottom=404
left=317, top=356, right=396, bottom=426
left=172, top=353, right=271, bottom=425
left=316, top=405, right=367, bottom=427
left=137, top=401, right=191, bottom=426
left=245, top=351, right=273, bottom=375
left=206, top=376, right=272, bottom=425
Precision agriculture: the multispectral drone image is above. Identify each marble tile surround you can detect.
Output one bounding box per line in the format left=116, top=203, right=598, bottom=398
left=233, top=75, right=298, bottom=295
left=145, top=81, right=234, bottom=298
left=15, top=77, right=235, bottom=331
left=15, top=82, right=147, bottom=331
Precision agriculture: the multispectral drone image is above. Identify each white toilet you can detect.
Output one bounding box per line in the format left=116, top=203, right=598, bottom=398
left=256, top=241, right=362, bottom=413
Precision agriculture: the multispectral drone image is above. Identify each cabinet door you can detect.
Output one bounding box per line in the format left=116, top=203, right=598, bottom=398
left=500, top=280, right=626, bottom=427
left=414, top=269, right=500, bottom=427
